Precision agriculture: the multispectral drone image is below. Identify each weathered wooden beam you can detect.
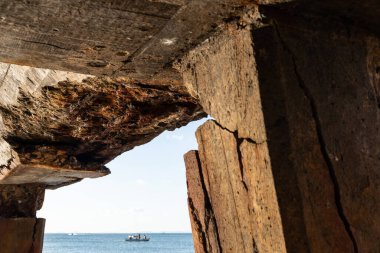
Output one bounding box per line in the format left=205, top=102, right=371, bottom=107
left=0, top=184, right=44, bottom=218
left=181, top=12, right=380, bottom=251
left=0, top=0, right=180, bottom=76
left=0, top=185, right=45, bottom=252
left=0, top=165, right=109, bottom=189
left=0, top=218, right=45, bottom=253
left=184, top=150, right=221, bottom=253
left=0, top=0, right=256, bottom=78
left=190, top=121, right=286, bottom=253
left=0, top=62, right=204, bottom=187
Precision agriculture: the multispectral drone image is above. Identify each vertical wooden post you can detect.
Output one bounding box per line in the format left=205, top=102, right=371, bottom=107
left=0, top=185, right=45, bottom=253
left=182, top=14, right=380, bottom=252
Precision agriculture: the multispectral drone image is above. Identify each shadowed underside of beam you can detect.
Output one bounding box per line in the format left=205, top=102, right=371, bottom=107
left=0, top=63, right=205, bottom=188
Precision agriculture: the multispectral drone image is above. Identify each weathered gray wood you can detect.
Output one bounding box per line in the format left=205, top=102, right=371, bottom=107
left=0, top=0, right=253, bottom=77
left=0, top=0, right=180, bottom=76
left=0, top=165, right=109, bottom=189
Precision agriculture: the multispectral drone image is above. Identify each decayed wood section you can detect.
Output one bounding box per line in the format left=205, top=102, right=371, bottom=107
left=182, top=12, right=380, bottom=252
left=0, top=0, right=253, bottom=78
left=0, top=63, right=204, bottom=188
left=185, top=150, right=221, bottom=253
left=185, top=121, right=286, bottom=253
left=0, top=218, right=45, bottom=253
left=0, top=184, right=44, bottom=218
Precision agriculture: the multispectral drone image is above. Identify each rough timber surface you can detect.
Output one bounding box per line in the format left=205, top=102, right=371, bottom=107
left=191, top=120, right=286, bottom=253
left=0, top=63, right=205, bottom=187
left=185, top=150, right=221, bottom=253
left=182, top=14, right=380, bottom=251
left=0, top=0, right=253, bottom=77
left=0, top=184, right=45, bottom=218
left=181, top=27, right=267, bottom=142
left=0, top=218, right=45, bottom=253
left=258, top=11, right=380, bottom=251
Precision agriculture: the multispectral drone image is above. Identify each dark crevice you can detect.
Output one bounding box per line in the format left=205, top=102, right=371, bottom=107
left=20, top=39, right=69, bottom=51
left=252, top=237, right=259, bottom=253
left=187, top=197, right=209, bottom=252
left=28, top=219, right=38, bottom=253
left=212, top=119, right=266, bottom=145
left=273, top=21, right=359, bottom=253
left=0, top=152, right=15, bottom=175
left=0, top=64, right=11, bottom=89
left=234, top=132, right=249, bottom=192
left=193, top=150, right=223, bottom=253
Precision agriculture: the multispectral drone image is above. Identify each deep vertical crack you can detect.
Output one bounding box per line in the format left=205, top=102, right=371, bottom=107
left=28, top=219, right=38, bottom=253
left=188, top=197, right=209, bottom=252
left=234, top=133, right=249, bottom=193
left=193, top=150, right=223, bottom=253
left=0, top=64, right=11, bottom=89
left=273, top=21, right=359, bottom=252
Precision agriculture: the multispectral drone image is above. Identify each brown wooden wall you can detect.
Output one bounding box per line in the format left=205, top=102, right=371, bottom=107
left=182, top=12, right=380, bottom=252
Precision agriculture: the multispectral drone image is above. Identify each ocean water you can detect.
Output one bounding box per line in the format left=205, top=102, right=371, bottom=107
left=43, top=233, right=195, bottom=253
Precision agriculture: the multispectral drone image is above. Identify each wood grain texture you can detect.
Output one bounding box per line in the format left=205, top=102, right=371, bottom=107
left=0, top=63, right=204, bottom=187
left=0, top=0, right=179, bottom=76
left=181, top=18, right=380, bottom=251
left=192, top=120, right=286, bottom=253
left=0, top=184, right=45, bottom=218
left=0, top=218, right=45, bottom=253
left=196, top=121, right=256, bottom=253
left=0, top=0, right=253, bottom=78
left=240, top=140, right=286, bottom=253
left=259, top=10, right=380, bottom=251
left=184, top=150, right=221, bottom=253
left=181, top=26, right=267, bottom=142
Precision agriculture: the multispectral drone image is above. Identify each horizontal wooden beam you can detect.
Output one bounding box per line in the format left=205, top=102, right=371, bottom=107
left=0, top=0, right=253, bottom=77
left=0, top=164, right=109, bottom=189
left=0, top=0, right=180, bottom=76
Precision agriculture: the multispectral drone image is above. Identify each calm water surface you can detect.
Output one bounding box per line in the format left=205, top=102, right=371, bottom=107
left=43, top=233, right=194, bottom=253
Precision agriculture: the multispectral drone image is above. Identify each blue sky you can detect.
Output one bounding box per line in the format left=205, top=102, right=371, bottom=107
left=38, top=118, right=208, bottom=233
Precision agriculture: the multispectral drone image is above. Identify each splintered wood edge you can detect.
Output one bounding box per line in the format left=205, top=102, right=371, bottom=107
left=0, top=164, right=110, bottom=188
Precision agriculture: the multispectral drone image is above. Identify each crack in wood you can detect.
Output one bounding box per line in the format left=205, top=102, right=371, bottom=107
left=273, top=21, right=359, bottom=253
left=190, top=148, right=223, bottom=253
left=20, top=39, right=69, bottom=51
left=28, top=219, right=38, bottom=253
left=188, top=197, right=209, bottom=252
left=0, top=64, right=10, bottom=89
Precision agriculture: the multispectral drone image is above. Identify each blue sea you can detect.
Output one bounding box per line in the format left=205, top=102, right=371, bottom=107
left=43, top=233, right=195, bottom=253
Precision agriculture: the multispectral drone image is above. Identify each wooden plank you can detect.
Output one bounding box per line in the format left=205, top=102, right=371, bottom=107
left=0, top=0, right=254, bottom=77
left=133, top=0, right=254, bottom=77
left=180, top=27, right=267, bottom=142
left=195, top=120, right=269, bottom=253
left=0, top=164, right=109, bottom=188
left=239, top=140, right=286, bottom=252
left=0, top=0, right=180, bottom=76
left=0, top=218, right=45, bottom=253
left=184, top=150, right=221, bottom=253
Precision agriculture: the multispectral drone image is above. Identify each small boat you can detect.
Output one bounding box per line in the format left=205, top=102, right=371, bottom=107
left=125, top=234, right=150, bottom=242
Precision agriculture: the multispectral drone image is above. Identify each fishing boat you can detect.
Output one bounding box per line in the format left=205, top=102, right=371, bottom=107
left=125, top=234, right=150, bottom=242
